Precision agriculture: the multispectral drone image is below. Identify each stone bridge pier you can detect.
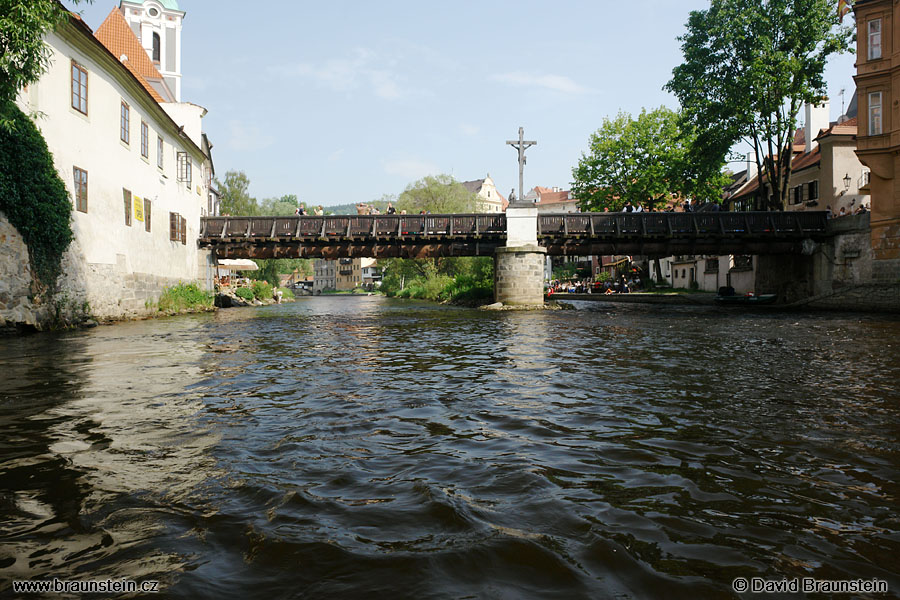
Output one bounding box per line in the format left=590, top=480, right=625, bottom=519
left=493, top=204, right=546, bottom=306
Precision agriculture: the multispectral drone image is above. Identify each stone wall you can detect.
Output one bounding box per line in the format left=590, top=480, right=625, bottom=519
left=0, top=212, right=209, bottom=330
left=0, top=218, right=37, bottom=328
left=494, top=246, right=546, bottom=306
left=756, top=214, right=899, bottom=311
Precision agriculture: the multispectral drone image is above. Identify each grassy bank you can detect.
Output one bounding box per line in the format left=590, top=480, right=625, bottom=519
left=158, top=282, right=214, bottom=313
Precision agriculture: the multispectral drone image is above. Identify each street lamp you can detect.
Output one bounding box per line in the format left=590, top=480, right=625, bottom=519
left=843, top=173, right=852, bottom=192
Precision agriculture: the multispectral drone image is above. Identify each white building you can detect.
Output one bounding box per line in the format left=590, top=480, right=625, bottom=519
left=461, top=175, right=506, bottom=213
left=6, top=5, right=212, bottom=324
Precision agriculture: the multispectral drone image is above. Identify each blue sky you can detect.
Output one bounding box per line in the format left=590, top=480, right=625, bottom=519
left=67, top=1, right=857, bottom=206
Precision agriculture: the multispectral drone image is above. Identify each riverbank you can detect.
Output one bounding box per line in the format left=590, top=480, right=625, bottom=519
left=548, top=292, right=716, bottom=306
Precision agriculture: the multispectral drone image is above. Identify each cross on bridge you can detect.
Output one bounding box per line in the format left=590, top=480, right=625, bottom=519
left=506, top=127, right=537, bottom=206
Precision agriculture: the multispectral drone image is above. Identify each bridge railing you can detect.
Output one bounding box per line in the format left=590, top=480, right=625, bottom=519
left=536, top=211, right=829, bottom=237
left=200, top=214, right=508, bottom=239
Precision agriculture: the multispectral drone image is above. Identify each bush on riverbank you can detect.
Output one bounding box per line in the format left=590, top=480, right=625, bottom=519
left=251, top=280, right=273, bottom=300
left=381, top=257, right=493, bottom=303
left=278, top=287, right=295, bottom=300
left=158, top=282, right=213, bottom=312
left=234, top=287, right=254, bottom=302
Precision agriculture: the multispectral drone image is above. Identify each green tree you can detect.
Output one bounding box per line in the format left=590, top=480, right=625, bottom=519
left=665, top=0, right=851, bottom=210
left=0, top=0, right=92, bottom=117
left=397, top=174, right=478, bottom=214
left=571, top=107, right=725, bottom=212
left=216, top=170, right=259, bottom=216
left=259, top=194, right=303, bottom=216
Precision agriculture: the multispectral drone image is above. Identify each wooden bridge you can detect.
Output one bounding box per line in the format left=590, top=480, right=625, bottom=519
left=199, top=211, right=831, bottom=259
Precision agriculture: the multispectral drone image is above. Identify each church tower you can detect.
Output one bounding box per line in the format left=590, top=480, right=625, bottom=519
left=119, top=0, right=184, bottom=101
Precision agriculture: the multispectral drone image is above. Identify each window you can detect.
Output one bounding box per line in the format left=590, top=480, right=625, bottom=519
left=169, top=212, right=186, bottom=243
left=157, top=136, right=164, bottom=169
left=120, top=101, right=130, bottom=144
left=177, top=152, right=192, bottom=188
left=869, top=92, right=883, bottom=136
left=141, top=121, right=149, bottom=158
left=807, top=181, right=818, bottom=201
left=790, top=185, right=802, bottom=205
left=123, top=188, right=132, bottom=226
left=73, top=167, right=88, bottom=212
left=869, top=19, right=882, bottom=60
left=71, top=60, right=88, bottom=114
left=152, top=32, right=161, bottom=62
left=170, top=212, right=180, bottom=242
left=705, top=258, right=719, bottom=274
left=144, top=198, right=152, bottom=232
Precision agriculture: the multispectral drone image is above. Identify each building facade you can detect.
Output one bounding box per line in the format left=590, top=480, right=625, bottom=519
left=313, top=259, right=336, bottom=293
left=3, top=5, right=211, bottom=327
left=854, top=0, right=900, bottom=280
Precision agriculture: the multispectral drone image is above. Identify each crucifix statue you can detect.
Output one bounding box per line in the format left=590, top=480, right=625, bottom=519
left=506, top=127, right=536, bottom=206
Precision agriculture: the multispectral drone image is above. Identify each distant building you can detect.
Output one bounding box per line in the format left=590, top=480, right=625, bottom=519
left=530, top=187, right=579, bottom=214
left=361, top=258, right=382, bottom=287
left=313, top=259, right=336, bottom=292
left=460, top=175, right=505, bottom=213
left=729, top=100, right=869, bottom=215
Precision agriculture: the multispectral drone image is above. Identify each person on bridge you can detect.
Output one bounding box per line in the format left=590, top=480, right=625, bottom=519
left=386, top=203, right=397, bottom=215
left=314, top=205, right=324, bottom=216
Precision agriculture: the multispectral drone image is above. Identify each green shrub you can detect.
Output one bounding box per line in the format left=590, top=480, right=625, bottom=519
left=0, top=102, right=73, bottom=290
left=251, top=280, right=273, bottom=300
left=158, top=282, right=213, bottom=312
left=235, top=287, right=254, bottom=301
left=278, top=286, right=295, bottom=300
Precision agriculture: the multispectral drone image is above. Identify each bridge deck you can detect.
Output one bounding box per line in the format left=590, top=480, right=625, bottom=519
left=199, top=212, right=831, bottom=259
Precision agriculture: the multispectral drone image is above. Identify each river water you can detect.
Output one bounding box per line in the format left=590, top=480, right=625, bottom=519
left=1, top=297, right=898, bottom=599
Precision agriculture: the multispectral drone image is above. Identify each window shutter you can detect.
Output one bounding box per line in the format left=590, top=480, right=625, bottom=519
left=144, top=199, right=151, bottom=232
left=180, top=215, right=186, bottom=245
left=170, top=212, right=177, bottom=241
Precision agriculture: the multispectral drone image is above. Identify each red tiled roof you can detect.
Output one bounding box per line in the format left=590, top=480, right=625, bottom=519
left=732, top=146, right=821, bottom=198
left=816, top=117, right=858, bottom=140
left=537, top=190, right=571, bottom=205
left=94, top=8, right=166, bottom=103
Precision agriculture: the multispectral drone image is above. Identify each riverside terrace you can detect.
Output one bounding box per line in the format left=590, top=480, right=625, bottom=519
left=198, top=212, right=831, bottom=259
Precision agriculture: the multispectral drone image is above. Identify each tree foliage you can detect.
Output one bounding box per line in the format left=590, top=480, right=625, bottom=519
left=665, top=0, right=851, bottom=210
left=0, top=0, right=91, bottom=118
left=215, top=170, right=258, bottom=216
left=397, top=174, right=478, bottom=214
left=0, top=101, right=72, bottom=290
left=571, top=107, right=727, bottom=212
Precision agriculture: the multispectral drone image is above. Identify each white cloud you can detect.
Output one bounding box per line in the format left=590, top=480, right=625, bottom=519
left=383, top=158, right=440, bottom=180
left=492, top=71, right=589, bottom=95
left=225, top=120, right=274, bottom=152
left=460, top=123, right=479, bottom=136
left=328, top=148, right=344, bottom=162
left=268, top=49, right=405, bottom=100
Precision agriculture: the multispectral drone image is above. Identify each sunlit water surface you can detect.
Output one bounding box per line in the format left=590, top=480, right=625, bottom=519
left=1, top=297, right=898, bottom=598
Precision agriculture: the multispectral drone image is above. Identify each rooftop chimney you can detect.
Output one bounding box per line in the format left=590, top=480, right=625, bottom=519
left=746, top=152, right=758, bottom=182
left=805, top=99, right=830, bottom=153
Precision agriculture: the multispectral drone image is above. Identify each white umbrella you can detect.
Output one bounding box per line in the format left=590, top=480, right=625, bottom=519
left=217, top=259, right=259, bottom=271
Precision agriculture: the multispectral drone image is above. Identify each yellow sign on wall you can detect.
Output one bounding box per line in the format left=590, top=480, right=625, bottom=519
left=134, top=196, right=144, bottom=222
